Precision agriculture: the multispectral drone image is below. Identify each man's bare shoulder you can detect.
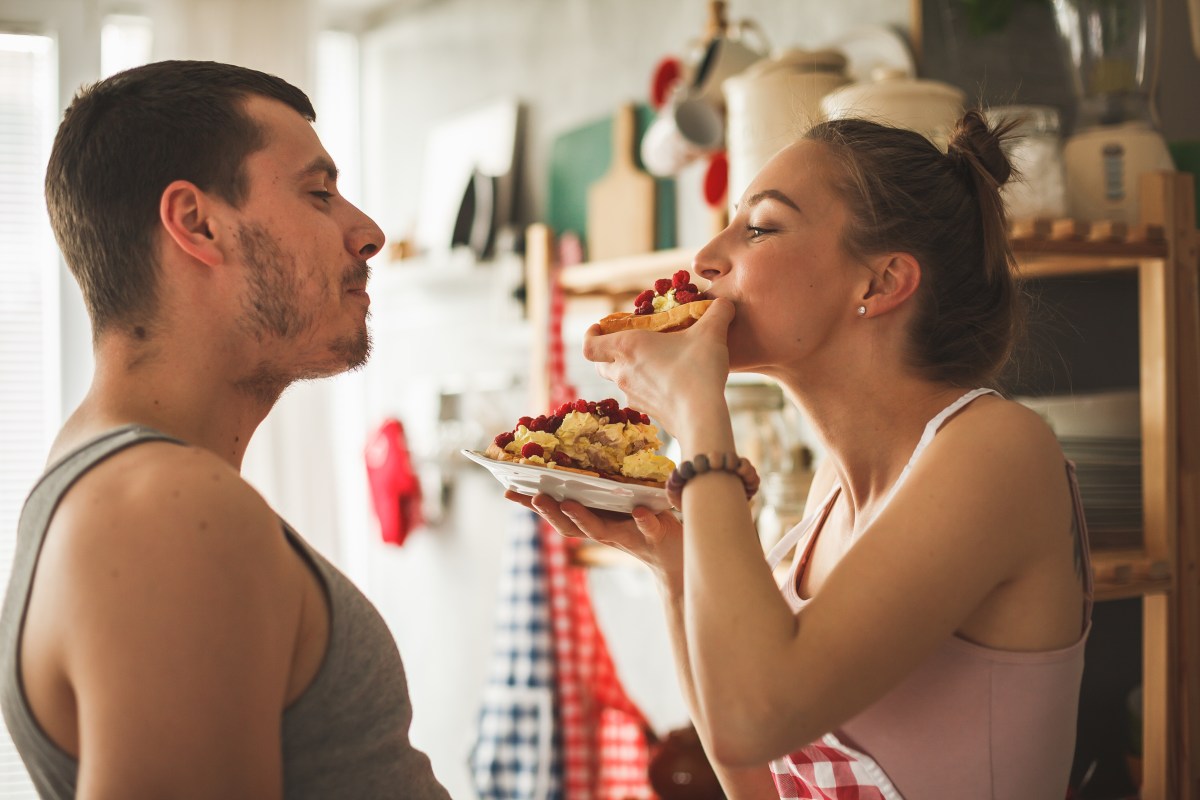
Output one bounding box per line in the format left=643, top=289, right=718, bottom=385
left=53, top=441, right=277, bottom=549
left=44, top=440, right=299, bottom=608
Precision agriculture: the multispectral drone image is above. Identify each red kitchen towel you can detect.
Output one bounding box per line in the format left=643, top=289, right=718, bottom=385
left=364, top=418, right=424, bottom=546
left=548, top=232, right=582, bottom=411
left=540, top=521, right=655, bottom=800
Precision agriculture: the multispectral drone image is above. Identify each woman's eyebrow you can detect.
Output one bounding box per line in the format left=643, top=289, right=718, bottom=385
left=741, top=188, right=801, bottom=213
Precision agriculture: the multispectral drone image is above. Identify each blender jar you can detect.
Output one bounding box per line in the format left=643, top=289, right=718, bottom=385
left=992, top=104, right=1068, bottom=219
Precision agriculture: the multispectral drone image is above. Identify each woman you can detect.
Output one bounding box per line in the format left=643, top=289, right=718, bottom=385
left=509, top=111, right=1091, bottom=799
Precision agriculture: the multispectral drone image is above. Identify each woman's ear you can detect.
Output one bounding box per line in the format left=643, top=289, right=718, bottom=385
left=159, top=180, right=224, bottom=267
left=859, top=252, right=921, bottom=318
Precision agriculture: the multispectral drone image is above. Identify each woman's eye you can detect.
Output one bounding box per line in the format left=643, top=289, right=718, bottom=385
left=747, top=225, right=772, bottom=238
left=311, top=190, right=333, bottom=202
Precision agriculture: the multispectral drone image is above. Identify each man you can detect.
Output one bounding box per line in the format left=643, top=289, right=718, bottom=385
left=0, top=60, right=450, bottom=799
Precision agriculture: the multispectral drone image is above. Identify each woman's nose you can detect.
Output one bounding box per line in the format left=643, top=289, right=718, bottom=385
left=693, top=228, right=732, bottom=282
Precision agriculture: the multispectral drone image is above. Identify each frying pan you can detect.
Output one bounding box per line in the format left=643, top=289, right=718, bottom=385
left=451, top=167, right=498, bottom=260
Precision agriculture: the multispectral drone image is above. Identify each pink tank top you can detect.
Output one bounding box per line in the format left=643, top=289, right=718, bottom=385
left=765, top=389, right=1093, bottom=799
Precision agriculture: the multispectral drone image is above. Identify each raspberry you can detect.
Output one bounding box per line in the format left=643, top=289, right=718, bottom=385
left=574, top=399, right=589, bottom=413
left=598, top=398, right=620, bottom=416
left=494, top=431, right=515, bottom=448
left=682, top=283, right=698, bottom=294
left=587, top=401, right=598, bottom=414
left=556, top=402, right=572, bottom=417
left=552, top=451, right=572, bottom=466
left=654, top=278, right=673, bottom=295
left=640, top=412, right=651, bottom=424
left=517, top=416, right=534, bottom=430
left=521, top=442, right=544, bottom=459
left=674, top=289, right=696, bottom=304
left=672, top=269, right=690, bottom=289
left=635, top=301, right=654, bottom=316
left=546, top=414, right=564, bottom=433
left=634, top=289, right=655, bottom=307
left=608, top=408, right=627, bottom=424
left=529, top=414, right=549, bottom=432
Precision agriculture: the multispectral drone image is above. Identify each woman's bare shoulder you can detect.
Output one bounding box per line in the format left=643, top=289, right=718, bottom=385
left=947, top=394, right=1065, bottom=465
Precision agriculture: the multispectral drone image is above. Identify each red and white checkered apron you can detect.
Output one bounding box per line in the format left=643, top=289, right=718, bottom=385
left=769, top=734, right=904, bottom=800
left=541, top=522, right=655, bottom=800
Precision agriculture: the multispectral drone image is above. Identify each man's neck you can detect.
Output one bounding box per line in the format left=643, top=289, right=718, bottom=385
left=57, top=335, right=282, bottom=471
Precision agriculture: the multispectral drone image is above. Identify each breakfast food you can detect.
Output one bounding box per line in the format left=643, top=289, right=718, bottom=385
left=597, top=269, right=713, bottom=334
left=485, top=398, right=675, bottom=487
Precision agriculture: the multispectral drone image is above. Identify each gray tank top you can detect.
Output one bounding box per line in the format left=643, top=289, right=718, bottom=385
left=0, top=426, right=450, bottom=799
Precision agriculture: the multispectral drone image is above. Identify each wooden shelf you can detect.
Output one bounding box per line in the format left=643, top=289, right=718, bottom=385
left=559, top=246, right=692, bottom=297
left=1092, top=550, right=1173, bottom=601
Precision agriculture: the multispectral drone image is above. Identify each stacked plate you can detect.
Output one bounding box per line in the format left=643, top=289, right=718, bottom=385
left=1059, top=436, right=1142, bottom=550
left=1017, top=391, right=1143, bottom=551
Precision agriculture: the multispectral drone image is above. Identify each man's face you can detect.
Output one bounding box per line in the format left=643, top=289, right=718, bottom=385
left=227, top=96, right=384, bottom=398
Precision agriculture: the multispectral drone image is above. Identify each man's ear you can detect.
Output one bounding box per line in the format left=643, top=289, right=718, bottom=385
left=859, top=252, right=921, bottom=318
left=159, top=180, right=224, bottom=267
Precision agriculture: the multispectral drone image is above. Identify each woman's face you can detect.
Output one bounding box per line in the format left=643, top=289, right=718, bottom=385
left=694, top=140, right=868, bottom=376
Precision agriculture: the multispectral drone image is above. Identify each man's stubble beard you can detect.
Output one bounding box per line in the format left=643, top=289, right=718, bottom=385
left=233, top=222, right=372, bottom=404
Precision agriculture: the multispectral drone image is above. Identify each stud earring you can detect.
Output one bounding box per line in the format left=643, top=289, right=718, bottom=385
left=857, top=305, right=867, bottom=317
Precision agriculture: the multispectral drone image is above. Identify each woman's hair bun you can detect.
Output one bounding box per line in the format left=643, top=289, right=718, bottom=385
left=947, top=110, right=1014, bottom=188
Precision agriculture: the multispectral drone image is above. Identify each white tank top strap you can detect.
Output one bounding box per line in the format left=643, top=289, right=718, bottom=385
left=765, top=485, right=840, bottom=571
left=872, top=388, right=1000, bottom=525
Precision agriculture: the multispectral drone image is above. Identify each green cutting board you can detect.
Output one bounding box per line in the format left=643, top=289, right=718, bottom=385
left=547, top=104, right=676, bottom=257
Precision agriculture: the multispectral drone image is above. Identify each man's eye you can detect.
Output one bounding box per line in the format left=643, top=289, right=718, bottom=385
left=311, top=190, right=333, bottom=201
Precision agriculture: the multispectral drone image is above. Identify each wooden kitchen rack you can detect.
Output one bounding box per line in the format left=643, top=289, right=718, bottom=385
left=524, top=170, right=1200, bottom=798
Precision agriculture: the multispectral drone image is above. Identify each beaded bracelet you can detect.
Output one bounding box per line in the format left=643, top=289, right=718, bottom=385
left=665, top=452, right=760, bottom=511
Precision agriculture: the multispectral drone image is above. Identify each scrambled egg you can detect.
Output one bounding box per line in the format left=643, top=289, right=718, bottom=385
left=622, top=450, right=674, bottom=481
left=502, top=411, right=672, bottom=480
left=503, top=426, right=559, bottom=456
left=652, top=288, right=684, bottom=313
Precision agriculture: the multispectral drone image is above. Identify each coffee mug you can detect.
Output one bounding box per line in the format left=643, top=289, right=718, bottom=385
left=641, top=86, right=725, bottom=176
left=688, top=20, right=769, bottom=108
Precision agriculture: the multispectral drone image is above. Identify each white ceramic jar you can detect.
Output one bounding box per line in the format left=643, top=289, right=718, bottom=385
left=722, top=49, right=849, bottom=211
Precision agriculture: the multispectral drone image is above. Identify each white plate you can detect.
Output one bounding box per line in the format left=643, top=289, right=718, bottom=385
left=462, top=449, right=671, bottom=514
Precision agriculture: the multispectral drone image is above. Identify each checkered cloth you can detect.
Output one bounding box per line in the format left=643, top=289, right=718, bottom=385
left=769, top=733, right=904, bottom=800
left=470, top=509, right=564, bottom=800
left=541, top=523, right=655, bottom=800
left=547, top=232, right=581, bottom=411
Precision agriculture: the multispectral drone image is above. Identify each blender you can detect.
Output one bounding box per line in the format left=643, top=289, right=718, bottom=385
left=1053, top=0, right=1174, bottom=223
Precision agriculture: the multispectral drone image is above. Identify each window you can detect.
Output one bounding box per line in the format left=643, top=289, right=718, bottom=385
left=0, top=30, right=57, bottom=798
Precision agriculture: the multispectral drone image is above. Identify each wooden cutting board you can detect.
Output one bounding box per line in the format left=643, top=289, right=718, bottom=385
left=586, top=103, right=656, bottom=261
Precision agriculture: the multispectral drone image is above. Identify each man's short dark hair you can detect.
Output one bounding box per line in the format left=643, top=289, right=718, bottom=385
left=44, top=60, right=316, bottom=337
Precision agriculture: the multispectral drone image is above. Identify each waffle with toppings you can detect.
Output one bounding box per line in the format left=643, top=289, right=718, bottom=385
left=597, top=269, right=713, bottom=334
left=484, top=398, right=675, bottom=487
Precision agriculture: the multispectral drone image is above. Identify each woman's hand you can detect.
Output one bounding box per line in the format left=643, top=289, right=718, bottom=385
left=504, top=490, right=684, bottom=591
left=582, top=298, right=736, bottom=435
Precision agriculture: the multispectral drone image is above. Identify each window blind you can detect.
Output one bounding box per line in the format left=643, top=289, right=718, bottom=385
left=0, top=30, right=57, bottom=799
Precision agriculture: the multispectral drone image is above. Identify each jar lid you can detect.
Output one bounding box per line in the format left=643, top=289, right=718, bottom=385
left=825, top=75, right=965, bottom=106
left=736, top=48, right=847, bottom=81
